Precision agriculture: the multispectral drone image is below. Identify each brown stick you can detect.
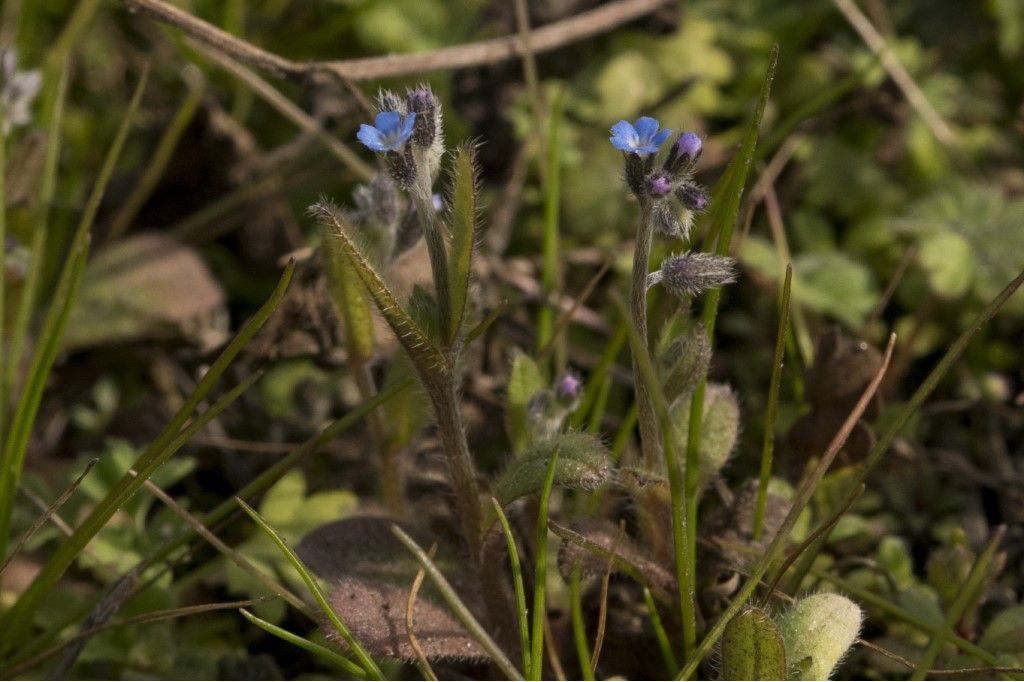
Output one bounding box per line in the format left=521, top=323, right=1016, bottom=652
left=125, top=0, right=673, bottom=82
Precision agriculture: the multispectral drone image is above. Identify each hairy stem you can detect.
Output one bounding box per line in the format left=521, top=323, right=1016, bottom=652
left=414, top=174, right=453, bottom=344
left=428, top=374, right=482, bottom=562
left=630, top=200, right=661, bottom=469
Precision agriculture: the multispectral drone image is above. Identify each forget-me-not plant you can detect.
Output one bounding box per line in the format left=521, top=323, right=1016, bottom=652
left=357, top=111, right=416, bottom=153
left=609, top=116, right=673, bottom=156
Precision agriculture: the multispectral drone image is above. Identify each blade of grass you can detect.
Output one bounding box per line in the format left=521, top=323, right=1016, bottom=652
left=683, top=43, right=778, bottom=660
left=0, top=103, right=7, bottom=447
left=107, top=66, right=206, bottom=241
left=137, top=474, right=311, bottom=616
left=0, top=260, right=292, bottom=653
left=236, top=497, right=384, bottom=680
left=536, top=91, right=565, bottom=373
left=568, top=566, right=594, bottom=681
left=529, top=445, right=561, bottom=680
left=391, top=524, right=524, bottom=680
left=752, top=264, right=792, bottom=540
left=492, top=497, right=532, bottom=675
left=677, top=332, right=895, bottom=679
left=0, top=458, right=97, bottom=577
left=613, top=292, right=692, bottom=655
left=0, top=234, right=88, bottom=557
left=1, top=67, right=149, bottom=558
left=643, top=587, right=679, bottom=677
left=8, top=379, right=411, bottom=671
left=910, top=526, right=1006, bottom=680
left=239, top=609, right=365, bottom=677
left=4, top=60, right=68, bottom=410
left=811, top=568, right=1018, bottom=674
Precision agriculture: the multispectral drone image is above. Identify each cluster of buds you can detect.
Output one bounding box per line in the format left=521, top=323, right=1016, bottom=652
left=610, top=116, right=737, bottom=300
left=357, top=84, right=444, bottom=191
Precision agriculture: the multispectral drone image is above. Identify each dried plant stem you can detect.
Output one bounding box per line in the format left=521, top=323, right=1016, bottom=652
left=831, top=0, right=957, bottom=148
left=630, top=200, right=661, bottom=469
left=406, top=544, right=440, bottom=682
left=124, top=0, right=673, bottom=82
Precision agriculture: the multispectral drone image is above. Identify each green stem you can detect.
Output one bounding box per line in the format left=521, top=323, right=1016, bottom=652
left=528, top=446, right=560, bottom=680
left=493, top=498, right=532, bottom=676
left=753, top=265, right=792, bottom=539
left=629, top=199, right=660, bottom=469
left=569, top=566, right=594, bottom=680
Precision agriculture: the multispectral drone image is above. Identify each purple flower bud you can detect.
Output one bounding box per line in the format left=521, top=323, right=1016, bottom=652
left=648, top=173, right=672, bottom=198
left=676, top=183, right=709, bottom=212
left=677, top=132, right=702, bottom=160
left=664, top=131, right=703, bottom=175
left=651, top=252, right=737, bottom=299
left=406, top=85, right=439, bottom=148
left=556, top=373, right=583, bottom=399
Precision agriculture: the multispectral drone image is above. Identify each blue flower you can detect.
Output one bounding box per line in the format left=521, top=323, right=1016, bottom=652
left=609, top=116, right=672, bottom=156
left=357, top=111, right=417, bottom=152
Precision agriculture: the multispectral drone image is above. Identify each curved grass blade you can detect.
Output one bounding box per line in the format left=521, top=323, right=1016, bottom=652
left=239, top=609, right=365, bottom=678
left=529, top=446, right=560, bottom=680
left=0, top=261, right=293, bottom=654
left=236, top=497, right=384, bottom=680
left=492, top=497, right=531, bottom=675
left=391, top=524, right=523, bottom=680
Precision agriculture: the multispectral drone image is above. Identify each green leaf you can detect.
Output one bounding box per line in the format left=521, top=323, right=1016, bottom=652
left=493, top=432, right=612, bottom=507
left=720, top=606, right=787, bottom=680
left=446, top=144, right=478, bottom=342
left=918, top=230, right=975, bottom=299
left=311, top=202, right=447, bottom=383
left=979, top=604, right=1024, bottom=653
left=322, top=224, right=375, bottom=363
left=507, top=351, right=545, bottom=454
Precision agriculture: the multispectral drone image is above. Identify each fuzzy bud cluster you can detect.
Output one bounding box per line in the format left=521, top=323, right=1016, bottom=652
left=647, top=251, right=737, bottom=300
left=357, top=84, right=445, bottom=190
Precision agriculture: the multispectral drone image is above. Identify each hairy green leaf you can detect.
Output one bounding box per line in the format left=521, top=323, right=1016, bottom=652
left=494, top=432, right=611, bottom=507
left=446, top=144, right=478, bottom=343
left=721, top=606, right=787, bottom=680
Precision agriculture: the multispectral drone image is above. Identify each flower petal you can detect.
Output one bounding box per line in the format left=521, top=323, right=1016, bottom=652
left=634, top=116, right=660, bottom=141
left=609, top=120, right=638, bottom=150
left=374, top=110, right=402, bottom=135
left=400, top=112, right=416, bottom=140
left=357, top=124, right=388, bottom=152
left=652, top=128, right=673, bottom=148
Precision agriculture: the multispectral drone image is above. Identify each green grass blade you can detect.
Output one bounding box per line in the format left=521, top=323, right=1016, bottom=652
left=536, top=92, right=565, bottom=371
left=107, top=68, right=205, bottom=242
left=492, top=497, right=532, bottom=675
left=643, top=587, right=679, bottom=677
left=569, top=566, right=594, bottom=681
left=0, top=234, right=88, bottom=558
left=682, top=44, right=778, bottom=659
left=446, top=144, right=479, bottom=343
left=391, top=524, right=524, bottom=680
left=910, top=527, right=1006, bottom=680
left=236, top=498, right=384, bottom=680
left=239, top=609, right=365, bottom=677
left=753, top=264, right=792, bottom=540
left=529, top=446, right=560, bottom=680
left=612, top=293, right=692, bottom=656
left=4, top=59, right=69, bottom=413
left=0, top=260, right=293, bottom=654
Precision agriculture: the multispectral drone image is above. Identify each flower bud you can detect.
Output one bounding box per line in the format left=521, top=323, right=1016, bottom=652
left=376, top=88, right=405, bottom=115
left=664, top=131, right=702, bottom=174
left=649, top=252, right=737, bottom=299
left=385, top=145, right=417, bottom=190
left=676, top=183, right=709, bottom=212
left=648, top=172, right=672, bottom=198
left=649, top=201, right=687, bottom=238
left=778, top=593, right=862, bottom=680
left=406, top=85, right=440, bottom=148
left=556, top=373, right=583, bottom=400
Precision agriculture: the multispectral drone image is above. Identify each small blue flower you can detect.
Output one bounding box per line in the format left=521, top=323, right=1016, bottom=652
left=357, top=111, right=417, bottom=152
left=609, top=116, right=672, bottom=156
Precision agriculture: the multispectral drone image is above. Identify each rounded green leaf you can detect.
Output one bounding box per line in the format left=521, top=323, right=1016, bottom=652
left=721, top=606, right=787, bottom=680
